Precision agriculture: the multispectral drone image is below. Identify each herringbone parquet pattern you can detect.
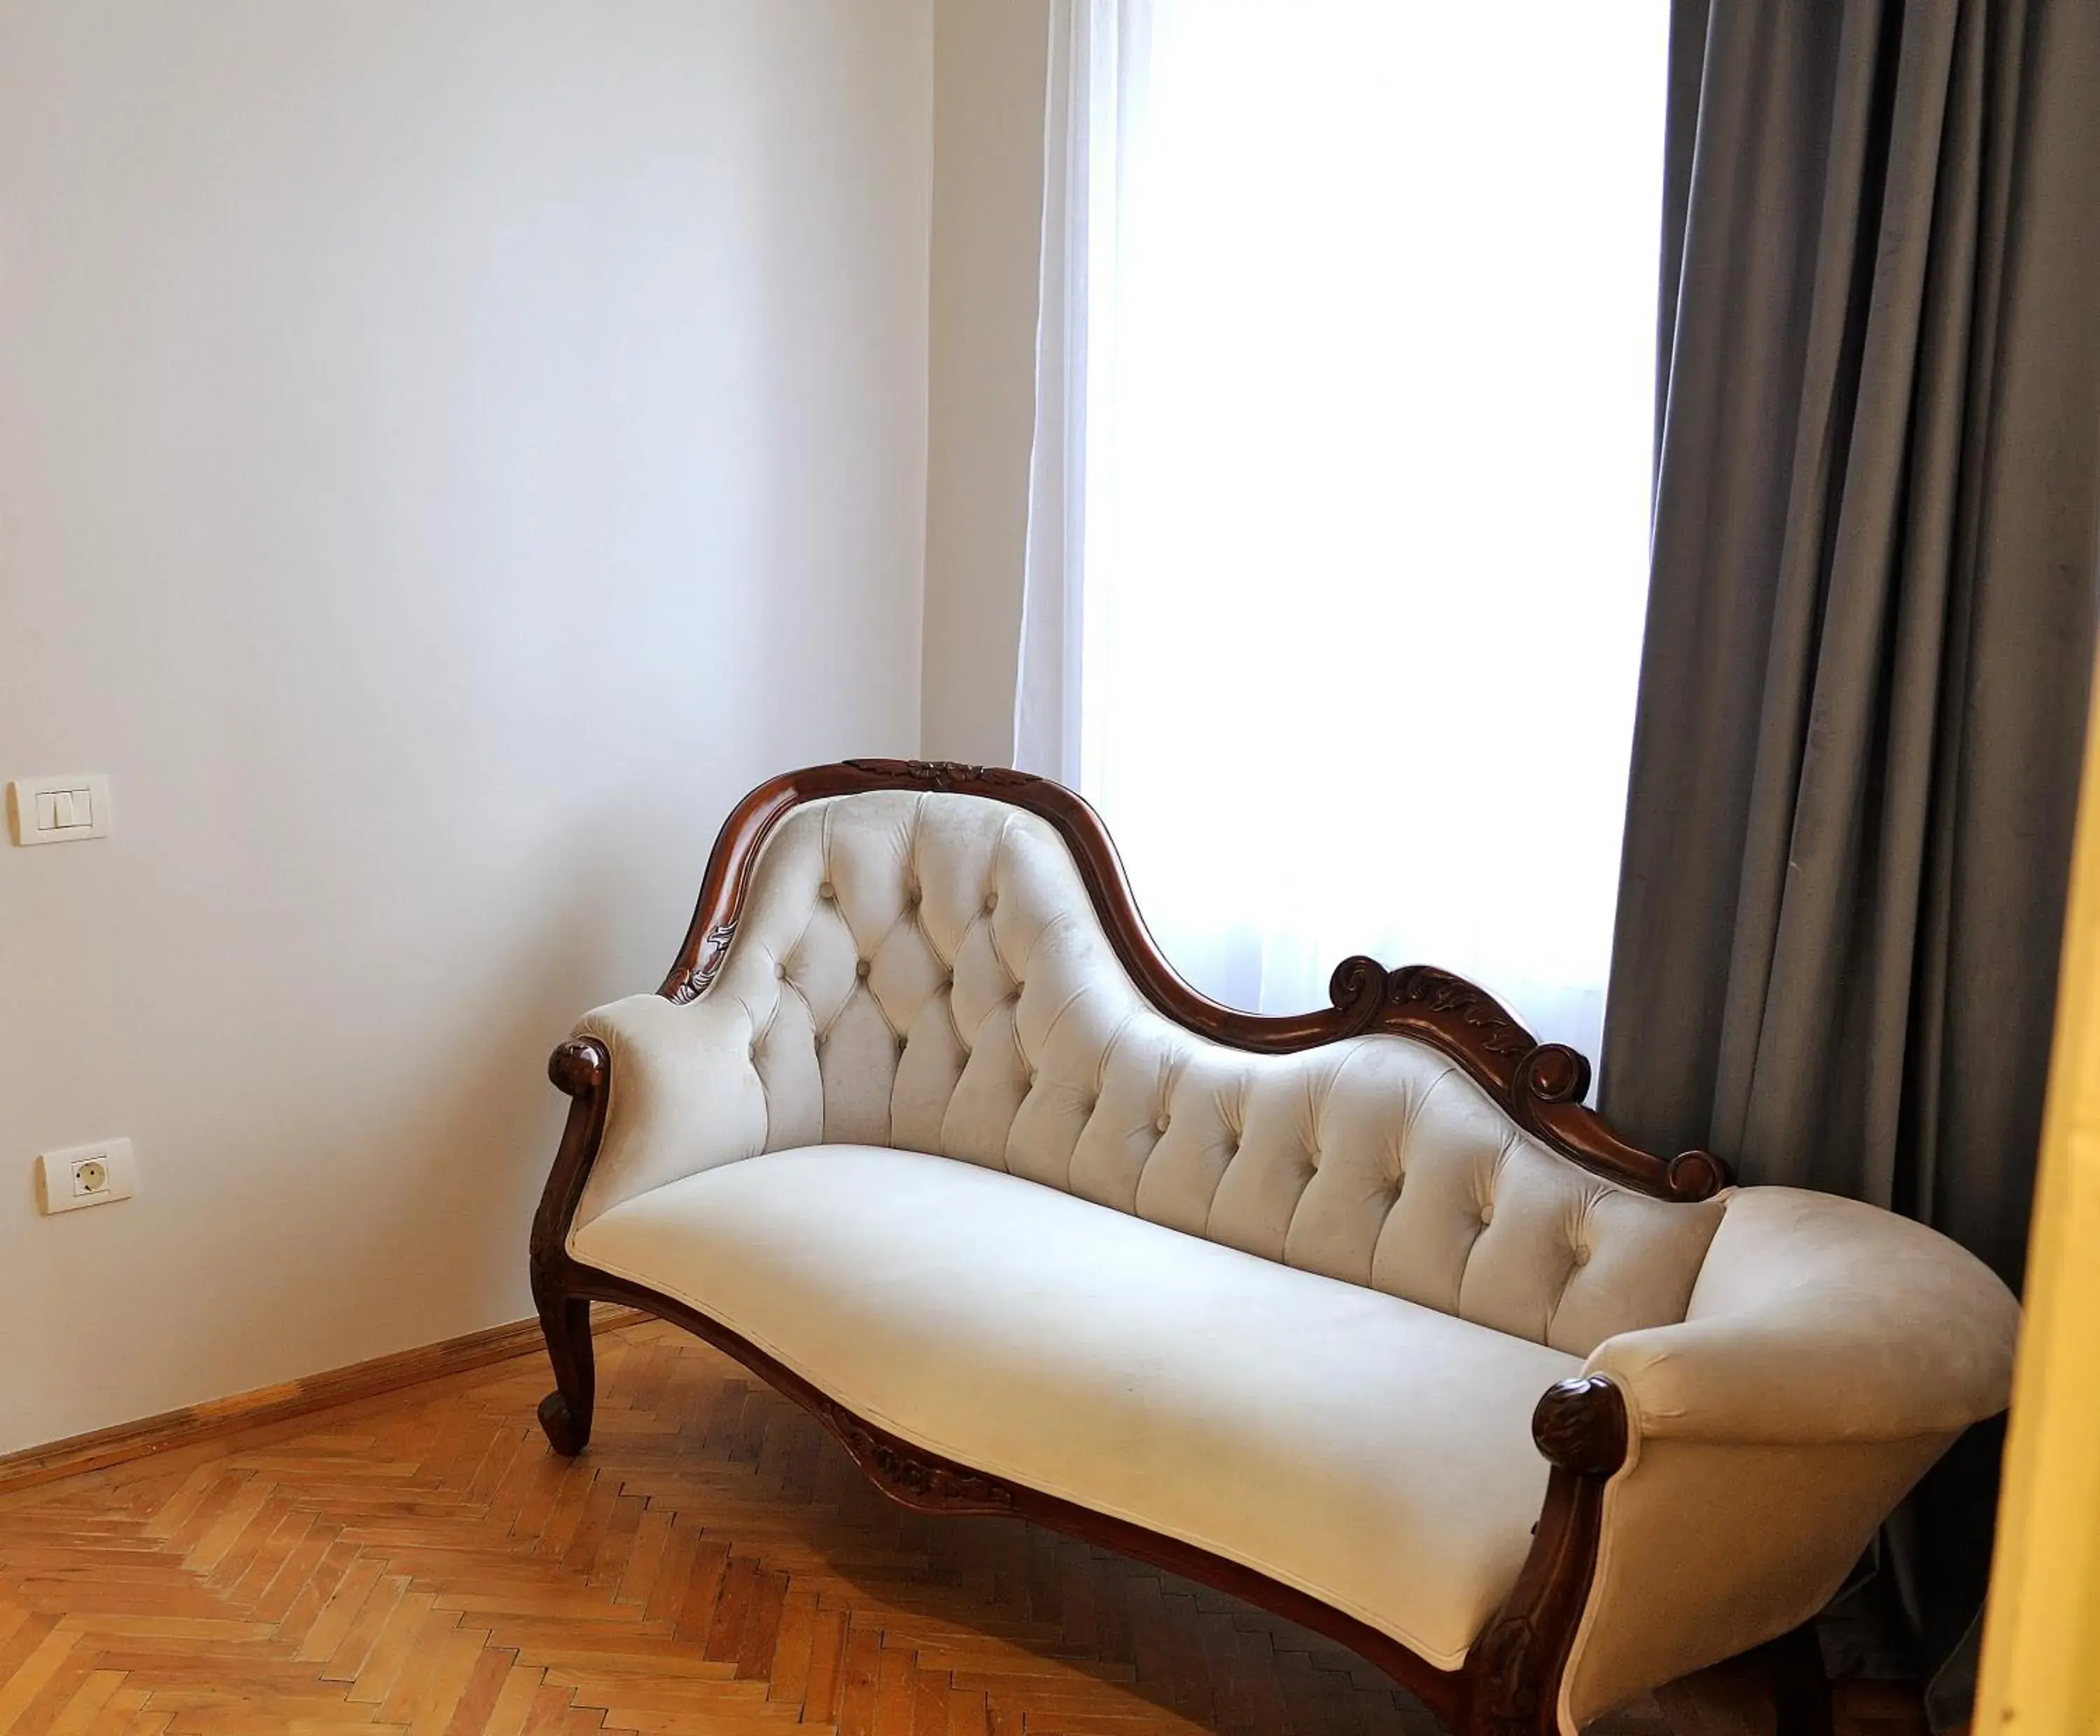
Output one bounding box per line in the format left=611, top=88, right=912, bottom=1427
left=0, top=1317, right=1927, bottom=1736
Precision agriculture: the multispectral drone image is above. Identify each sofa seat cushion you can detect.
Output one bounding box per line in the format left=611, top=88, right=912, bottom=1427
left=568, top=1144, right=1580, bottom=1669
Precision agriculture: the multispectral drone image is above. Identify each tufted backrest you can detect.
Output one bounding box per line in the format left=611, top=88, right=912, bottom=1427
left=696, top=790, right=1724, bottom=1357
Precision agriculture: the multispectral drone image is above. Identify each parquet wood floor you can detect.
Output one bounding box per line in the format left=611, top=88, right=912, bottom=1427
left=0, top=1316, right=1930, bottom=1736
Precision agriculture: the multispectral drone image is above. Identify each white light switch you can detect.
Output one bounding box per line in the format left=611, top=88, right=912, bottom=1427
left=8, top=776, right=111, bottom=846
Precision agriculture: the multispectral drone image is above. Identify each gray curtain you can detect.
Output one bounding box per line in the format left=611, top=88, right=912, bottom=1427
left=1600, top=0, right=2100, bottom=1715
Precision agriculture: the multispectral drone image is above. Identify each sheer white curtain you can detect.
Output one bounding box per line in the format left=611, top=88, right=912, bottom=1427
left=1018, top=0, right=1670, bottom=1065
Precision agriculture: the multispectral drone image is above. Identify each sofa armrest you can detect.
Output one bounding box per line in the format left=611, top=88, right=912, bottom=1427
left=566, top=992, right=770, bottom=1235
left=1583, top=1188, right=2019, bottom=1447
left=1552, top=1189, right=2019, bottom=1729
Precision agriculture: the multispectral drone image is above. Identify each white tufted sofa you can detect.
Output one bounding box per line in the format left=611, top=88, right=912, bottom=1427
left=530, top=762, right=2019, bottom=1736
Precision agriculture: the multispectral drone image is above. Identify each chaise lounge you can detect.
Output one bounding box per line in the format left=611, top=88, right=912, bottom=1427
left=529, top=759, right=2019, bottom=1736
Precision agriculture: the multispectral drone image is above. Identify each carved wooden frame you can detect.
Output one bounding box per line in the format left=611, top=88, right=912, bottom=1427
left=528, top=760, right=1743, bottom=1736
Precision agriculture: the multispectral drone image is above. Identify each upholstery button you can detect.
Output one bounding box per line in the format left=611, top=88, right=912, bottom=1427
left=984, top=892, right=998, bottom=913
left=855, top=959, right=871, bottom=980
left=774, top=962, right=787, bottom=979
left=819, top=881, right=835, bottom=899
left=897, top=1034, right=909, bottom=1054
left=1154, top=1113, right=1170, bottom=1134
left=1572, top=1245, right=1590, bottom=1267
left=1479, top=1203, right=1494, bottom=1226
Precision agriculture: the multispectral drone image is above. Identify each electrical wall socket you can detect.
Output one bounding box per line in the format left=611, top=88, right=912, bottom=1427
left=34, top=1138, right=137, bottom=1214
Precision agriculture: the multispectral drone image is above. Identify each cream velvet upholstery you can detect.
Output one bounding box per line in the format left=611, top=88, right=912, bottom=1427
left=570, top=1144, right=1581, bottom=1671
left=1560, top=1434, right=1955, bottom=1729
left=564, top=790, right=2021, bottom=1730
left=1588, top=1189, right=2017, bottom=1446
left=1556, top=1187, right=2019, bottom=1728
left=573, top=792, right=1726, bottom=1358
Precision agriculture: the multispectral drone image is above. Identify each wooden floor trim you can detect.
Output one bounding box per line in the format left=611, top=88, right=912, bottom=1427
left=0, top=1303, right=638, bottom=1494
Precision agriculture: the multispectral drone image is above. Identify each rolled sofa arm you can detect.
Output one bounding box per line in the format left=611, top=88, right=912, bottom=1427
left=566, top=991, right=770, bottom=1233
left=1555, top=1188, right=2019, bottom=1730
left=1586, top=1187, right=2019, bottom=1445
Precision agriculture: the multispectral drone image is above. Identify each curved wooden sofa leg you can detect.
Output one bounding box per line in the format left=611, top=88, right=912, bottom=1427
left=1755, top=1622, right=1833, bottom=1736
left=535, top=1290, right=596, bottom=1455
left=1462, top=1376, right=1628, bottom=1736
left=531, top=1036, right=612, bottom=1458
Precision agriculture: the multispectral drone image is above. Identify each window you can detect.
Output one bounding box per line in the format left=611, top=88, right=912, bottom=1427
left=1021, top=1, right=1671, bottom=1064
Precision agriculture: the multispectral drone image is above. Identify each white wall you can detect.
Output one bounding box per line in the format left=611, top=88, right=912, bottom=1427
left=921, top=0, right=1049, bottom=766
left=0, top=0, right=932, bottom=1453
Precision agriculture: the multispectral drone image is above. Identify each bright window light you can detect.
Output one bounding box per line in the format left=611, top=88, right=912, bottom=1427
left=1077, top=1, right=1671, bottom=1064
